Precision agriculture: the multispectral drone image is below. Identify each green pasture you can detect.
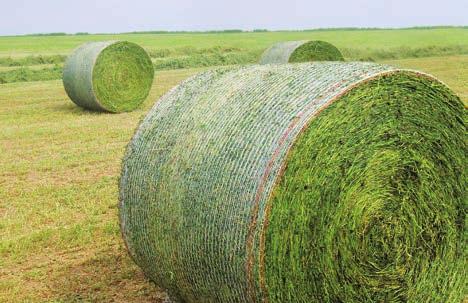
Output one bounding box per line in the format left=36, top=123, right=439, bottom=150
left=1, top=28, right=467, bottom=56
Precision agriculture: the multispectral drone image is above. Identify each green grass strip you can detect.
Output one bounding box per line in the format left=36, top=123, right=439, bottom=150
left=0, top=55, right=66, bottom=67
left=0, top=65, right=62, bottom=84
left=62, top=41, right=154, bottom=113
left=1, top=45, right=467, bottom=84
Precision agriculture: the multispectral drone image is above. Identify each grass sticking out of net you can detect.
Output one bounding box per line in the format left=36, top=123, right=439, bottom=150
left=62, top=41, right=154, bottom=113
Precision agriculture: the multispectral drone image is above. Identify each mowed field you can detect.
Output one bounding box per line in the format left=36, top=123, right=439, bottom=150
left=0, top=28, right=467, bottom=302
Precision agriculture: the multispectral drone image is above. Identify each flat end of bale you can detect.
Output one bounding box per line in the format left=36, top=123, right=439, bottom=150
left=63, top=40, right=154, bottom=113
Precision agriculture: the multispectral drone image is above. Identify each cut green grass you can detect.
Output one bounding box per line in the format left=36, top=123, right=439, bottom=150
left=0, top=64, right=60, bottom=72
left=266, top=73, right=465, bottom=302
left=342, top=44, right=468, bottom=61
left=153, top=49, right=261, bottom=70
left=0, top=54, right=66, bottom=67
left=0, top=65, right=62, bottom=84
left=2, top=49, right=467, bottom=86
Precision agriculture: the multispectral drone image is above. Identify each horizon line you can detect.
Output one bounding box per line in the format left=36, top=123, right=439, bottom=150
left=2, top=25, right=467, bottom=38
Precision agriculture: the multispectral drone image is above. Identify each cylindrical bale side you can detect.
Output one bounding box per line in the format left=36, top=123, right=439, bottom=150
left=259, top=40, right=344, bottom=64
left=62, top=41, right=154, bottom=113
left=119, top=62, right=466, bottom=303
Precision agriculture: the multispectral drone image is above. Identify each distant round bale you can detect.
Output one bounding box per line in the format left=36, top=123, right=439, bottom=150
left=259, top=40, right=344, bottom=64
left=62, top=41, right=154, bottom=113
left=119, top=62, right=466, bottom=303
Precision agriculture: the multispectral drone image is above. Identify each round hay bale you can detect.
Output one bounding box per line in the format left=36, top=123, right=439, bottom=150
left=259, top=40, right=344, bottom=64
left=119, top=62, right=466, bottom=303
left=62, top=41, right=154, bottom=113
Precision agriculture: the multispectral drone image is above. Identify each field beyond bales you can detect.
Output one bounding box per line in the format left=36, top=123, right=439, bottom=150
left=1, top=28, right=467, bottom=57
left=1, top=28, right=468, bottom=84
left=0, top=28, right=467, bottom=302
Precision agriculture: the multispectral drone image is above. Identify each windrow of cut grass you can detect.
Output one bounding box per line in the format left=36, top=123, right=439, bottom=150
left=0, top=65, right=62, bottom=84
left=0, top=46, right=245, bottom=66
left=0, top=64, right=61, bottom=72
left=146, top=45, right=246, bottom=58
left=0, top=49, right=261, bottom=84
left=342, top=44, right=468, bottom=61
left=153, top=49, right=261, bottom=70
left=119, top=62, right=466, bottom=302
left=1, top=44, right=467, bottom=84
left=0, top=55, right=66, bottom=67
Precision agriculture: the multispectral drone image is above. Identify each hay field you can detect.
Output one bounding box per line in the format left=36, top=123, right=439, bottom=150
left=0, top=28, right=467, bottom=302
left=1, top=27, right=467, bottom=84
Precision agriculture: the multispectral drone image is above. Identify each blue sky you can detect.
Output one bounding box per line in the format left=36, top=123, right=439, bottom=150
left=1, top=0, right=467, bottom=35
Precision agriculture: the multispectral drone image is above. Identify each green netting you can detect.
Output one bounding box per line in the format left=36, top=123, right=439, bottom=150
left=119, top=62, right=466, bottom=303
left=259, top=40, right=344, bottom=64
left=62, top=41, right=154, bottom=113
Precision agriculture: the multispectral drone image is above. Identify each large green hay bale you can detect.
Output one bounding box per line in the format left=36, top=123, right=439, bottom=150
left=259, top=40, right=344, bottom=64
left=119, top=62, right=466, bottom=303
left=62, top=41, right=154, bottom=113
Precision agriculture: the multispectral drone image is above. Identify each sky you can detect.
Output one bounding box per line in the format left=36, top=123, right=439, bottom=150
left=1, top=0, right=467, bottom=36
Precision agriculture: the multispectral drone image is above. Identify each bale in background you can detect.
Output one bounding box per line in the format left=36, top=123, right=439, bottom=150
left=63, top=41, right=154, bottom=113
left=259, top=40, right=344, bottom=64
left=119, top=62, right=465, bottom=303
